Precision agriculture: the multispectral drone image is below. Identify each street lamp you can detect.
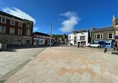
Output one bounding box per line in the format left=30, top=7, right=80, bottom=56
left=50, top=22, right=52, bottom=49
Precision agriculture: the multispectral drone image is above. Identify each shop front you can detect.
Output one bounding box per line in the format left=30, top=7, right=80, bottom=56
left=94, top=40, right=113, bottom=48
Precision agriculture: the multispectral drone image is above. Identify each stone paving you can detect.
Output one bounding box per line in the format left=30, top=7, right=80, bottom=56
left=4, top=47, right=118, bottom=83
left=0, top=47, right=45, bottom=82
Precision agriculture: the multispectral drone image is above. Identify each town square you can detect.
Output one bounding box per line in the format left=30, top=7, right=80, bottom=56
left=0, top=0, right=118, bottom=83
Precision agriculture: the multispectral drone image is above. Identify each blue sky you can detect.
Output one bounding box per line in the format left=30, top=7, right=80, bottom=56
left=0, top=0, right=118, bottom=34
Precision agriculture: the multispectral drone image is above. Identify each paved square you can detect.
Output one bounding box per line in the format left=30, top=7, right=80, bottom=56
left=0, top=47, right=45, bottom=82
left=4, top=47, right=118, bottom=83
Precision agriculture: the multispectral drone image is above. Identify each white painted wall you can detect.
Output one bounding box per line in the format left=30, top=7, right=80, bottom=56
left=33, top=38, right=45, bottom=45
left=68, top=31, right=89, bottom=46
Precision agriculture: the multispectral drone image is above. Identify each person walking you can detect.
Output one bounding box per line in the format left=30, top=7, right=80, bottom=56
left=104, top=47, right=107, bottom=53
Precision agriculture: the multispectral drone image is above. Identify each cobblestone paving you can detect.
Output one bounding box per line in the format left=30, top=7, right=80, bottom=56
left=0, top=47, right=45, bottom=82
left=4, top=47, right=118, bottom=83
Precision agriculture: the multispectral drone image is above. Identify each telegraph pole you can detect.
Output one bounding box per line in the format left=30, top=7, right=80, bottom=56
left=50, top=22, right=52, bottom=49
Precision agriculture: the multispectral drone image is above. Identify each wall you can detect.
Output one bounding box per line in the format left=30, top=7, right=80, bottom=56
left=68, top=32, right=89, bottom=46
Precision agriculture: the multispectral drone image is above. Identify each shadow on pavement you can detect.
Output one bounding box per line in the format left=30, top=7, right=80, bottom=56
left=0, top=44, right=69, bottom=52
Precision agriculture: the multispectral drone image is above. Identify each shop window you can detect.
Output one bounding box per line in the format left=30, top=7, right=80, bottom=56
left=106, top=43, right=110, bottom=45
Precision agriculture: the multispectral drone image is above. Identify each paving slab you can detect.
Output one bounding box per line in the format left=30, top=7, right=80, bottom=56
left=0, top=47, right=45, bottom=82
left=3, top=47, right=118, bottom=83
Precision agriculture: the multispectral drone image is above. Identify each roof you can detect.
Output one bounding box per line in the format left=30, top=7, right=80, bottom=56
left=33, top=32, right=50, bottom=36
left=0, top=11, right=33, bottom=22
left=73, top=29, right=90, bottom=33
left=92, top=26, right=115, bottom=32
left=0, top=11, right=23, bottom=21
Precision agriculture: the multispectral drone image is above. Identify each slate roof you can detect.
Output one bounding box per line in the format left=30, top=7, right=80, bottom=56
left=73, top=29, right=90, bottom=33
left=0, top=11, right=33, bottom=22
left=33, top=32, right=50, bottom=36
left=92, top=26, right=115, bottom=32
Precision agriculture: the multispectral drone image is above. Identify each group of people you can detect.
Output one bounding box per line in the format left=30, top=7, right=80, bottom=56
left=77, top=43, right=85, bottom=48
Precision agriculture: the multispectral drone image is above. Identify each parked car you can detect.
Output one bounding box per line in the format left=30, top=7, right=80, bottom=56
left=87, top=43, right=100, bottom=47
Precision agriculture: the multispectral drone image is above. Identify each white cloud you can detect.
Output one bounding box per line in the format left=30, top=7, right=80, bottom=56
left=59, top=11, right=81, bottom=33
left=2, top=7, right=36, bottom=23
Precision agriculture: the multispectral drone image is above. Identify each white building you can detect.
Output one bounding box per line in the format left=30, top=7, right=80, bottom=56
left=68, top=29, right=90, bottom=46
left=33, top=32, right=50, bottom=46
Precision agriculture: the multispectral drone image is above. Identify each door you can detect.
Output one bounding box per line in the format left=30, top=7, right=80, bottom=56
left=26, top=40, right=30, bottom=45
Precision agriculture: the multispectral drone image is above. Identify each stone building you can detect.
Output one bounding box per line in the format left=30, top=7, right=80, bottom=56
left=0, top=11, right=33, bottom=46
left=113, top=16, right=118, bottom=46
left=91, top=16, right=118, bottom=48
left=91, top=26, right=115, bottom=48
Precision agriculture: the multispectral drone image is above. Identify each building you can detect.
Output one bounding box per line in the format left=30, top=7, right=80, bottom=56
left=68, top=29, right=90, bottom=46
left=0, top=11, right=33, bottom=46
left=53, top=34, right=68, bottom=44
left=112, top=16, right=118, bottom=46
left=91, top=16, right=118, bottom=48
left=33, top=32, right=55, bottom=46
left=91, top=26, right=115, bottom=48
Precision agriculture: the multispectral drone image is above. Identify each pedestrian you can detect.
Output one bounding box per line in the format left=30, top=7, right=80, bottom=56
left=81, top=44, right=83, bottom=48
left=78, top=42, right=80, bottom=47
left=99, top=44, right=101, bottom=49
left=104, top=47, right=107, bottom=53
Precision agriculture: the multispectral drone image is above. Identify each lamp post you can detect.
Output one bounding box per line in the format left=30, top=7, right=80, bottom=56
left=50, top=22, right=52, bottom=49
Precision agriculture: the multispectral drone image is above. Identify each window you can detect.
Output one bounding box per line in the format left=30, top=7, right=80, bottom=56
left=94, top=34, right=96, bottom=39
left=106, top=43, right=110, bottom=45
left=18, top=29, right=22, bottom=35
left=0, top=26, right=6, bottom=33
left=96, top=33, right=103, bottom=39
left=10, top=20, right=15, bottom=25
left=97, top=34, right=100, bottom=39
left=26, top=24, right=31, bottom=28
left=108, top=33, right=112, bottom=39
left=74, top=36, right=77, bottom=44
left=80, top=36, right=85, bottom=40
left=1, top=17, right=6, bottom=23
left=68, top=36, right=71, bottom=40
left=18, top=22, right=23, bottom=27
left=101, top=34, right=103, bottom=39
left=26, top=29, right=31, bottom=36
left=10, top=28, right=15, bottom=34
